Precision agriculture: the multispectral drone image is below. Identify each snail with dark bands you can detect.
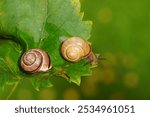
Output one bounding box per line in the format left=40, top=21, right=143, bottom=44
left=20, top=48, right=52, bottom=73
left=61, top=37, right=98, bottom=65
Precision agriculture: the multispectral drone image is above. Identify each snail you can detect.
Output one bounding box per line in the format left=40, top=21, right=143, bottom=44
left=60, top=37, right=98, bottom=65
left=20, top=48, right=52, bottom=73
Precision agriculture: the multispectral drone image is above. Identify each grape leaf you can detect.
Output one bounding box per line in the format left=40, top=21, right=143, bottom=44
left=64, top=61, right=92, bottom=85
left=0, top=40, right=21, bottom=89
left=31, top=73, right=53, bottom=91
left=0, top=0, right=93, bottom=90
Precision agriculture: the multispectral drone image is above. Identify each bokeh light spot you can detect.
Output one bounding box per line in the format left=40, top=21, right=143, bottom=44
left=38, top=88, right=56, bottom=100
left=63, top=88, right=80, bottom=100
left=104, top=52, right=118, bottom=67
left=98, top=8, right=112, bottom=24
left=101, top=69, right=116, bottom=84
left=81, top=79, right=98, bottom=97
left=110, top=92, right=126, bottom=100
left=0, top=12, right=3, bottom=16
left=123, top=72, right=139, bottom=88
left=122, top=54, right=138, bottom=69
left=17, top=88, right=32, bottom=100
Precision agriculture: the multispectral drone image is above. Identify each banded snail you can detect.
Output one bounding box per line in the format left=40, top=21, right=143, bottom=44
left=20, top=48, right=52, bottom=73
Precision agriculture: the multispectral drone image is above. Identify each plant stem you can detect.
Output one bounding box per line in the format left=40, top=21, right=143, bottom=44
left=6, top=81, right=20, bottom=100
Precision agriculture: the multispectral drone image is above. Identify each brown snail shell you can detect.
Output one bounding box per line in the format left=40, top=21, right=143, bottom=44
left=61, top=37, right=91, bottom=62
left=20, top=48, right=52, bottom=73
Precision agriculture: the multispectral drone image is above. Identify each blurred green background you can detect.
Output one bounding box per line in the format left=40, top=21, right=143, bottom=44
left=1, top=0, right=150, bottom=100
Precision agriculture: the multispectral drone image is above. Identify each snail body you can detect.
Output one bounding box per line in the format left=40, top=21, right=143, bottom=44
left=61, top=37, right=91, bottom=62
left=20, top=48, right=52, bottom=73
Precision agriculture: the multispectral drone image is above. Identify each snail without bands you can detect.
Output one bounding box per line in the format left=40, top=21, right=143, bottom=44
left=61, top=37, right=98, bottom=65
left=61, top=37, right=91, bottom=62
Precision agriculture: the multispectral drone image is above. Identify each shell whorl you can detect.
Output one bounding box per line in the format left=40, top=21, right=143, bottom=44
left=20, top=49, right=52, bottom=73
left=61, top=37, right=91, bottom=62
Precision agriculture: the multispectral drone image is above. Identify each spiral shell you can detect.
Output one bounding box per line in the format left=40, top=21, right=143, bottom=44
left=20, top=48, right=52, bottom=73
left=61, top=37, right=91, bottom=62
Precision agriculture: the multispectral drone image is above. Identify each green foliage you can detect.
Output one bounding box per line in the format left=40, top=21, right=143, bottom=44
left=0, top=0, right=93, bottom=91
left=0, top=40, right=21, bottom=89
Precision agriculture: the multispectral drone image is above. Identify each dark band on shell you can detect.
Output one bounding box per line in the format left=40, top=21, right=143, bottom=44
left=20, top=48, right=52, bottom=73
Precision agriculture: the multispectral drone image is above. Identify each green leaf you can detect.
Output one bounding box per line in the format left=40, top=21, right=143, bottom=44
left=0, top=40, right=21, bottom=89
left=0, top=0, right=94, bottom=90
left=31, top=73, right=53, bottom=91
left=64, top=60, right=92, bottom=85
left=0, top=0, right=92, bottom=48
left=46, top=0, right=92, bottom=39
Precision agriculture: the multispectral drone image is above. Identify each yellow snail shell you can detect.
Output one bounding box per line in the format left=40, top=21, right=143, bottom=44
left=20, top=48, right=52, bottom=73
left=61, top=37, right=91, bottom=62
